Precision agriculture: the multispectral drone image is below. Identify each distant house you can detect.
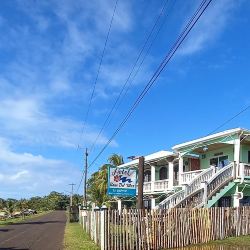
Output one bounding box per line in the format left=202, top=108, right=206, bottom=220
left=118, top=128, right=250, bottom=209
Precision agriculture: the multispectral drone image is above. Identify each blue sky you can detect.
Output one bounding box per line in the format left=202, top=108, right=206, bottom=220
left=0, top=0, right=250, bottom=198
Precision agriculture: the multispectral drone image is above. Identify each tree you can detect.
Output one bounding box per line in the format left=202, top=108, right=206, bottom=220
left=87, top=164, right=111, bottom=207
left=87, top=153, right=125, bottom=207
left=108, top=154, right=124, bottom=166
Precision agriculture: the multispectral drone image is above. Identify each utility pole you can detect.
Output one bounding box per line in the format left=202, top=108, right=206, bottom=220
left=84, top=148, right=88, bottom=207
left=69, top=183, right=75, bottom=207
left=137, top=156, right=145, bottom=209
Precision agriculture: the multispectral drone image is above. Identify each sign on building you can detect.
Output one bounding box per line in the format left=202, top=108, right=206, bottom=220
left=108, top=166, right=137, bottom=196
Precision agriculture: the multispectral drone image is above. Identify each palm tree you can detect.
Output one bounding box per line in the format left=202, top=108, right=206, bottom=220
left=108, top=154, right=124, bottom=166
left=87, top=153, right=124, bottom=207
left=87, top=164, right=110, bottom=207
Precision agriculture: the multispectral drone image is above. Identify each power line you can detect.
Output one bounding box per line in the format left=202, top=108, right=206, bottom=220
left=79, top=0, right=119, bottom=145
left=207, top=104, right=250, bottom=136
left=89, top=0, right=173, bottom=154
left=76, top=0, right=118, bottom=193
left=88, top=0, right=213, bottom=169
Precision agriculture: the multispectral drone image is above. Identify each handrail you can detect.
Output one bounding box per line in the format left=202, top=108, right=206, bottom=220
left=185, top=167, right=214, bottom=196
left=158, top=164, right=236, bottom=209
left=207, top=163, right=234, bottom=199
left=174, top=167, right=214, bottom=208
left=181, top=170, right=204, bottom=184
left=158, top=189, right=185, bottom=209
left=207, top=163, right=233, bottom=185
left=158, top=167, right=213, bottom=209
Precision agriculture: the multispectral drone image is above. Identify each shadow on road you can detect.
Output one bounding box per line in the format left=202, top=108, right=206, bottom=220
left=0, top=228, right=13, bottom=232
left=10, top=220, right=65, bottom=226
left=0, top=248, right=29, bottom=250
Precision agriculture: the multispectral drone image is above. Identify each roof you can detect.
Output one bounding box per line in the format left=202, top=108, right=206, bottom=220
left=117, top=150, right=175, bottom=168
left=172, top=127, right=250, bottom=152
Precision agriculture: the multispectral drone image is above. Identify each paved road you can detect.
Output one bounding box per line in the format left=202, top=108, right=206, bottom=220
left=0, top=210, right=67, bottom=250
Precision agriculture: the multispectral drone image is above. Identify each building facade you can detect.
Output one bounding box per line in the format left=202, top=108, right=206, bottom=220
left=117, top=128, right=250, bottom=209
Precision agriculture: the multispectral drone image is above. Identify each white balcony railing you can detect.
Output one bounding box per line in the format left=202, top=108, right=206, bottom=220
left=243, top=163, right=250, bottom=177
left=181, top=170, right=204, bottom=184
left=154, top=180, right=169, bottom=191
left=143, top=179, right=169, bottom=193
left=143, top=182, right=152, bottom=192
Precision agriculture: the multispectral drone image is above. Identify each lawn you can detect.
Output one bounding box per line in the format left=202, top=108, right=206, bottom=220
left=205, top=235, right=250, bottom=247
left=176, top=235, right=250, bottom=249
left=0, top=211, right=51, bottom=226
left=64, top=222, right=100, bottom=250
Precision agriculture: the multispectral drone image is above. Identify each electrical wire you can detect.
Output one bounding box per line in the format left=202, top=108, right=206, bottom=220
left=88, top=0, right=213, bottom=169
left=207, top=104, right=250, bottom=136
left=76, top=0, right=118, bottom=193
left=79, top=0, right=119, bottom=145
left=89, top=0, right=172, bottom=154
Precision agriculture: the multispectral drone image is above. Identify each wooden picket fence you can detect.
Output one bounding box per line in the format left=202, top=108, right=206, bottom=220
left=80, top=207, right=250, bottom=250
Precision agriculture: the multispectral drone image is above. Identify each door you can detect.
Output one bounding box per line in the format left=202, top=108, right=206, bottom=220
left=190, top=158, right=200, bottom=171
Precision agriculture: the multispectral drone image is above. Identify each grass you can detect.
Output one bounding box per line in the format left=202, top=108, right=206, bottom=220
left=64, top=222, right=100, bottom=250
left=176, top=235, right=250, bottom=249
left=205, top=235, right=250, bottom=247
left=0, top=211, right=51, bottom=226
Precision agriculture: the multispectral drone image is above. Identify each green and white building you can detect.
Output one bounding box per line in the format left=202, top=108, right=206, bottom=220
left=118, top=128, right=250, bottom=209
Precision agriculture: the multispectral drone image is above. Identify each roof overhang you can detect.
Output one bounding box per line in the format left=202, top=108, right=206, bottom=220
left=117, top=150, right=177, bottom=168
left=173, top=128, right=250, bottom=155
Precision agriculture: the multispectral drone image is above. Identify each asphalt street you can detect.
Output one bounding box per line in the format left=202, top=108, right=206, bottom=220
left=0, top=210, right=66, bottom=250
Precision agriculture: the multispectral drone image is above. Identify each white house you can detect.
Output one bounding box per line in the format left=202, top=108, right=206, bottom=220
left=117, top=128, right=250, bottom=209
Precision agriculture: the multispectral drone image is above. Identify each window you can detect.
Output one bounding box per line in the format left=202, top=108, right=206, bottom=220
left=159, top=167, right=168, bottom=180
left=210, top=155, right=229, bottom=168
left=144, top=170, right=151, bottom=182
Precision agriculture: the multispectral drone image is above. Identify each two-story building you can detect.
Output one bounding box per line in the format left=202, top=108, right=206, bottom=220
left=117, top=128, right=250, bottom=209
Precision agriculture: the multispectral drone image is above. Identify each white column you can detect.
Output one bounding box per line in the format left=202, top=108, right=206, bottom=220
left=168, top=161, right=174, bottom=190
left=233, top=186, right=240, bottom=208
left=179, top=155, right=184, bottom=185
left=151, top=165, right=155, bottom=192
left=234, top=137, right=241, bottom=165
left=201, top=182, right=208, bottom=206
left=117, top=199, right=122, bottom=211
left=239, top=163, right=245, bottom=183
left=151, top=198, right=156, bottom=209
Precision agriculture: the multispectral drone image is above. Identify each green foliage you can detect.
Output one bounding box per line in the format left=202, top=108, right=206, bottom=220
left=87, top=153, right=124, bottom=207
left=0, top=191, right=81, bottom=212
left=108, top=154, right=124, bottom=166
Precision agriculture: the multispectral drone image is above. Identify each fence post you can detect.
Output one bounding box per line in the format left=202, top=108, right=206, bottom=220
left=101, top=205, right=107, bottom=250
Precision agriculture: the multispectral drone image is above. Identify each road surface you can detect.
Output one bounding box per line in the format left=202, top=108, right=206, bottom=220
left=0, top=210, right=67, bottom=250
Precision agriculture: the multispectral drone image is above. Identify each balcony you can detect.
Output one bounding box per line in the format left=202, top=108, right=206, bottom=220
left=143, top=179, right=169, bottom=193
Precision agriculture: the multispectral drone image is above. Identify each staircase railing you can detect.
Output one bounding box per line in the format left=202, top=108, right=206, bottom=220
left=206, top=162, right=234, bottom=199
left=174, top=167, right=214, bottom=208
left=158, top=189, right=185, bottom=209
left=158, top=167, right=214, bottom=209
left=185, top=167, right=214, bottom=196
left=174, top=163, right=234, bottom=208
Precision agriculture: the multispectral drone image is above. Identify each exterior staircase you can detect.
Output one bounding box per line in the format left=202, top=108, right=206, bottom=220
left=206, top=181, right=236, bottom=208
left=158, top=162, right=238, bottom=209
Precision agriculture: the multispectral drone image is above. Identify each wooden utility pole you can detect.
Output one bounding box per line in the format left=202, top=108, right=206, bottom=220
left=84, top=148, right=88, bottom=207
left=69, top=183, right=75, bottom=207
left=137, top=156, right=145, bottom=209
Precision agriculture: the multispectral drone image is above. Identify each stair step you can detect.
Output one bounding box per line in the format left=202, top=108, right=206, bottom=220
left=206, top=182, right=235, bottom=208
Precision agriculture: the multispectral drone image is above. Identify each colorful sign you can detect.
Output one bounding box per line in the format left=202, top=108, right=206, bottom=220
left=108, top=166, right=137, bottom=196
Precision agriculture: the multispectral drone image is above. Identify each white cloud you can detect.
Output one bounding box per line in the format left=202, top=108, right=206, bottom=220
left=0, top=96, right=114, bottom=148
left=180, top=0, right=238, bottom=55
left=0, top=137, right=81, bottom=198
